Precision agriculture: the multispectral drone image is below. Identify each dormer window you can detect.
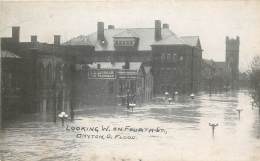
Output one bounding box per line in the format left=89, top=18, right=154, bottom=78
left=113, top=30, right=139, bottom=50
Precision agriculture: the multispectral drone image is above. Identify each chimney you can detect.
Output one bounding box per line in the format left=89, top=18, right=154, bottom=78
left=155, top=20, right=162, bottom=41
left=163, top=23, right=169, bottom=29
left=54, top=35, right=60, bottom=45
left=97, top=64, right=101, bottom=69
left=108, top=25, right=115, bottom=30
left=31, top=35, right=37, bottom=43
left=12, top=26, right=20, bottom=43
left=236, top=36, right=240, bottom=41
left=226, top=36, right=229, bottom=42
left=97, top=22, right=105, bottom=41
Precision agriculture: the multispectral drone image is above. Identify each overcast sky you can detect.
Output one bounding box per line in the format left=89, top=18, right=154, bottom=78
left=1, top=0, right=260, bottom=71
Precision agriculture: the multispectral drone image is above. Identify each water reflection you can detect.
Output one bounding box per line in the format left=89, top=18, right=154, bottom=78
left=1, top=90, right=260, bottom=161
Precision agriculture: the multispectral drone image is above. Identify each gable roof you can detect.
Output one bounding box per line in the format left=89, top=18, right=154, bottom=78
left=180, top=36, right=201, bottom=49
left=152, top=35, right=186, bottom=46
left=113, top=29, right=139, bottom=38
left=64, top=28, right=185, bottom=51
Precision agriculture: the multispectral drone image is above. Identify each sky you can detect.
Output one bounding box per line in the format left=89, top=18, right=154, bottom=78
left=0, top=0, right=260, bottom=71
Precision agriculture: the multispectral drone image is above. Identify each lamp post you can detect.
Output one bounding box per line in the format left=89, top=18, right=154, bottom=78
left=190, top=93, right=195, bottom=99
left=236, top=108, right=243, bottom=120
left=164, top=91, right=169, bottom=102
left=126, top=88, right=130, bottom=109
left=58, top=111, right=68, bottom=127
left=209, top=122, right=218, bottom=137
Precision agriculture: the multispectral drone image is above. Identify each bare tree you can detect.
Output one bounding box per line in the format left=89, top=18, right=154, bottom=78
left=249, top=56, right=260, bottom=113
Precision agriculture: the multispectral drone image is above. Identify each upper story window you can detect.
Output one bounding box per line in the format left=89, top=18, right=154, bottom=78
left=161, top=53, right=166, bottom=61
left=113, top=38, right=137, bottom=47
left=179, top=55, right=184, bottom=61
left=161, top=53, right=179, bottom=62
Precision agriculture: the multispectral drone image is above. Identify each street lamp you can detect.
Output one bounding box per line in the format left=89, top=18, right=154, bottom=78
left=236, top=108, right=243, bottom=120
left=129, top=103, right=136, bottom=112
left=190, top=93, right=195, bottom=99
left=58, top=111, right=68, bottom=127
left=209, top=122, right=218, bottom=137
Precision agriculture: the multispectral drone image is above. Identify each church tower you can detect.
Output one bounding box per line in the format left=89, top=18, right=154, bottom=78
left=225, top=36, right=240, bottom=89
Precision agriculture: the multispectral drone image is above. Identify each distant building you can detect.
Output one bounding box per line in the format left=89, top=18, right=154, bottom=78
left=201, top=59, right=229, bottom=92
left=65, top=20, right=203, bottom=95
left=226, top=36, right=240, bottom=89
left=201, top=36, right=240, bottom=91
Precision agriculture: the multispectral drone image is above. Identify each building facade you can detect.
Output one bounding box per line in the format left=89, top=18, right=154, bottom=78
left=65, top=20, right=203, bottom=97
left=84, top=62, right=152, bottom=106
left=1, top=27, right=94, bottom=121
left=226, top=36, right=240, bottom=89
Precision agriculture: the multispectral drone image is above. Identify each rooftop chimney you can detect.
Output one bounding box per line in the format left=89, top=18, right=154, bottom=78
left=155, top=20, right=162, bottom=41
left=97, top=22, right=105, bottom=41
left=54, top=35, right=60, bottom=45
left=108, top=25, right=115, bottom=29
left=12, top=26, right=20, bottom=43
left=163, top=23, right=169, bottom=29
left=31, top=35, right=37, bottom=43
left=97, top=64, right=101, bottom=69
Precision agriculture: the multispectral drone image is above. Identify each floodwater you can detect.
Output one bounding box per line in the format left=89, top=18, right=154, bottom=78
left=1, top=90, right=260, bottom=161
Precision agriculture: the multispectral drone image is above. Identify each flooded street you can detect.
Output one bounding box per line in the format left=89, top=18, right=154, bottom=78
left=1, top=90, right=260, bottom=161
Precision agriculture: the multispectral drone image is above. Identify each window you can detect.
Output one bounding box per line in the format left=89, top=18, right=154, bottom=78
left=172, top=53, right=177, bottom=62
left=161, top=53, right=166, bottom=61
left=108, top=81, right=114, bottom=93
left=179, top=56, right=184, bottom=61
left=167, top=53, right=171, bottom=61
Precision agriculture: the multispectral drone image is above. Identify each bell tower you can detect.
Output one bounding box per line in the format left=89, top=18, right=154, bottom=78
left=225, top=36, right=240, bottom=89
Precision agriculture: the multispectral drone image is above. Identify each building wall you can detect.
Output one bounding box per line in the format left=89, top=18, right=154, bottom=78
left=34, top=53, right=73, bottom=121
left=93, top=51, right=152, bottom=63
left=1, top=57, right=25, bottom=119
left=86, top=79, right=117, bottom=106
left=152, top=45, right=202, bottom=95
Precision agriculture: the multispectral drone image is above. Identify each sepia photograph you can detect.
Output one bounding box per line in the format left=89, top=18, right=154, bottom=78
left=0, top=0, right=260, bottom=161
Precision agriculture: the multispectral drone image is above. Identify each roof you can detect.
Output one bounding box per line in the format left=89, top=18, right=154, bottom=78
left=88, top=62, right=142, bottom=70
left=1, top=50, right=21, bottom=58
left=180, top=36, right=199, bottom=46
left=144, top=65, right=152, bottom=74
left=113, top=29, right=139, bottom=38
left=64, top=28, right=186, bottom=51
left=152, top=35, right=186, bottom=45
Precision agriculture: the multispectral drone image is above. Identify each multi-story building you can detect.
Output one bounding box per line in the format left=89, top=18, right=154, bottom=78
left=1, top=27, right=94, bottom=121
left=65, top=20, right=203, bottom=96
left=226, top=36, right=240, bottom=89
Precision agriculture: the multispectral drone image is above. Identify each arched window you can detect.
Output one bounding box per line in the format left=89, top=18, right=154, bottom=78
left=47, top=63, right=52, bottom=82
left=56, top=63, right=62, bottom=81
left=161, top=53, right=166, bottom=61
left=166, top=53, right=171, bottom=61
left=38, top=63, right=44, bottom=86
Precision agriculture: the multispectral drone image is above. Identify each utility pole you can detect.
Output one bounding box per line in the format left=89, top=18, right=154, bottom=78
left=0, top=38, right=2, bottom=129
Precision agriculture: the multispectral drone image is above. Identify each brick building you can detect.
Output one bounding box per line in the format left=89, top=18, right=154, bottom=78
left=1, top=50, right=23, bottom=119
left=65, top=20, right=203, bottom=96
left=1, top=27, right=94, bottom=121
